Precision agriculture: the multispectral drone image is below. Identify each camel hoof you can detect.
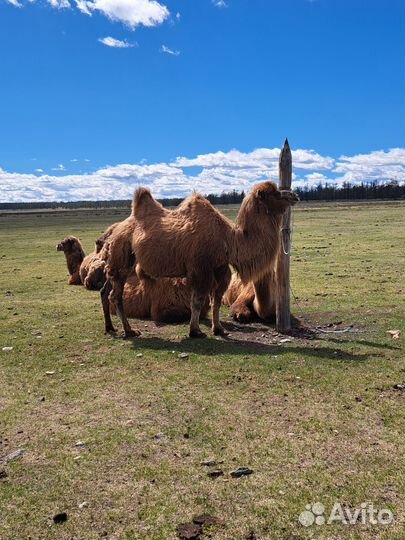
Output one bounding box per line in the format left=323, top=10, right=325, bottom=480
left=233, top=311, right=253, bottom=324
left=124, top=329, right=141, bottom=339
left=213, top=327, right=228, bottom=337
left=105, top=326, right=117, bottom=334
left=189, top=329, right=207, bottom=339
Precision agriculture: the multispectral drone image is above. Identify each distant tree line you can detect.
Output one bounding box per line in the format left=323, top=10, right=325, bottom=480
left=1, top=181, right=403, bottom=211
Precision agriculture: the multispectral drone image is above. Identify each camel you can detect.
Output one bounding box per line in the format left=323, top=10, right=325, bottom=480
left=105, top=181, right=298, bottom=338
left=223, top=271, right=277, bottom=322
left=110, top=275, right=209, bottom=323
left=57, top=233, right=208, bottom=324
left=56, top=236, right=86, bottom=285
left=56, top=235, right=107, bottom=290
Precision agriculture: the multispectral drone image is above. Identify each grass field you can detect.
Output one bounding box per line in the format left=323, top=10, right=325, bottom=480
left=0, top=201, right=404, bottom=540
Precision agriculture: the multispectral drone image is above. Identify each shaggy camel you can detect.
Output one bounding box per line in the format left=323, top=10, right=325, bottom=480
left=109, top=275, right=209, bottom=323
left=106, top=181, right=298, bottom=338
left=223, top=271, right=277, bottom=322
left=56, top=236, right=86, bottom=285
left=57, top=233, right=207, bottom=324
left=56, top=236, right=106, bottom=290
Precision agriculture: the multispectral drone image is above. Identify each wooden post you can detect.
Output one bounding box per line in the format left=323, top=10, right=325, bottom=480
left=276, top=138, right=292, bottom=332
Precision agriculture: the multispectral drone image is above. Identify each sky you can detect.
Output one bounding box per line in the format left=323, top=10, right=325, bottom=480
left=0, top=0, right=404, bottom=202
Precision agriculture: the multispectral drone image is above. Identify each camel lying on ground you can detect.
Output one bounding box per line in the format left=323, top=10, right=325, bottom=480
left=223, top=271, right=277, bottom=322
left=57, top=234, right=208, bottom=323
left=110, top=275, right=209, bottom=323
left=105, top=181, right=298, bottom=338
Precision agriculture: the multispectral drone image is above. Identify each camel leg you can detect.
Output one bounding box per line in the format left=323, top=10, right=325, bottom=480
left=101, top=279, right=116, bottom=334
left=252, top=270, right=277, bottom=321
left=110, top=276, right=141, bottom=339
left=230, top=283, right=256, bottom=323
left=212, top=265, right=231, bottom=336
left=69, top=272, right=82, bottom=285
left=189, top=291, right=207, bottom=338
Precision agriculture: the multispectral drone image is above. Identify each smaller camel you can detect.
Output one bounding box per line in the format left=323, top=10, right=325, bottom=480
left=56, top=236, right=86, bottom=285
left=56, top=236, right=106, bottom=290
left=56, top=231, right=209, bottom=326
left=106, top=181, right=298, bottom=338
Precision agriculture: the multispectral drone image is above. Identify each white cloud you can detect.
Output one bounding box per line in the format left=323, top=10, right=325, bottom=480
left=6, top=0, right=23, bottom=7
left=98, top=36, right=136, bottom=48
left=334, top=148, right=405, bottom=185
left=160, top=44, right=180, bottom=56
left=35, top=168, right=44, bottom=173
left=47, top=0, right=71, bottom=8
left=212, top=0, right=227, bottom=7
left=11, top=0, right=169, bottom=28
left=76, top=0, right=169, bottom=28
left=51, top=163, right=66, bottom=171
left=1, top=147, right=404, bottom=203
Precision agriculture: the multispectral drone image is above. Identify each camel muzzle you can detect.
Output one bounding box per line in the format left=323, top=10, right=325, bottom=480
left=56, top=243, right=63, bottom=251
left=280, top=190, right=299, bottom=204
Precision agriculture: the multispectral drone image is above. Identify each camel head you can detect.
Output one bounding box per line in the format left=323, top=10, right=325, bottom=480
left=237, top=181, right=298, bottom=233
left=56, top=236, right=83, bottom=254
left=253, top=181, right=299, bottom=214
left=95, top=236, right=105, bottom=254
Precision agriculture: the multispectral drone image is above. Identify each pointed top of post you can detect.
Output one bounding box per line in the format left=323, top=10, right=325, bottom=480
left=279, top=137, right=292, bottom=189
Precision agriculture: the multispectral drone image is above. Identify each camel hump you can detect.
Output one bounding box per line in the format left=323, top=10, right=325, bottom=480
left=132, top=187, right=161, bottom=216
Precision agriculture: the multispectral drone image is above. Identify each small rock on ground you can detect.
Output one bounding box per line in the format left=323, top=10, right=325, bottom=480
left=1, top=448, right=25, bottom=464
left=230, top=467, right=254, bottom=478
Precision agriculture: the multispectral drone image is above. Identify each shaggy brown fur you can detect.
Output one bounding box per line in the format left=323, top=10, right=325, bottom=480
left=106, top=181, right=298, bottom=338
left=56, top=236, right=85, bottom=285
left=223, top=271, right=277, bottom=322
left=110, top=275, right=209, bottom=323
left=80, top=252, right=106, bottom=290
left=57, top=236, right=106, bottom=290
left=57, top=232, right=206, bottom=325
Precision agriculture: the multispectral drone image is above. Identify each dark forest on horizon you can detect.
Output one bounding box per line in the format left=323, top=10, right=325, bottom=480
left=1, top=181, right=404, bottom=211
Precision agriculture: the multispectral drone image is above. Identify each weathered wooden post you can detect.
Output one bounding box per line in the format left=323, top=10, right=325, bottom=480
left=276, top=138, right=292, bottom=332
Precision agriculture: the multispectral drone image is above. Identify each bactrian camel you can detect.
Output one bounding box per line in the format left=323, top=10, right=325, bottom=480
left=56, top=233, right=208, bottom=323
left=105, top=181, right=298, bottom=339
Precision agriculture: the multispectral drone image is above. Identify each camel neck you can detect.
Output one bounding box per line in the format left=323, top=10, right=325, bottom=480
left=230, top=213, right=282, bottom=283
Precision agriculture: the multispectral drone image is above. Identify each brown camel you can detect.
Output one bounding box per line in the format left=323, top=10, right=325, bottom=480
left=56, top=236, right=86, bottom=285
left=105, top=181, right=298, bottom=338
left=56, top=233, right=208, bottom=324
left=223, top=271, right=277, bottom=322
left=109, top=275, right=209, bottom=323
left=56, top=236, right=106, bottom=290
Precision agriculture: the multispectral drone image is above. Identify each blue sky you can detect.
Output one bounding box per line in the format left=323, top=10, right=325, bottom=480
left=0, top=0, right=404, bottom=202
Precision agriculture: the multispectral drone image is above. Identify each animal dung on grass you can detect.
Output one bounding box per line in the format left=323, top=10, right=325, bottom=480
left=207, top=469, right=224, bottom=479
left=53, top=512, right=68, bottom=524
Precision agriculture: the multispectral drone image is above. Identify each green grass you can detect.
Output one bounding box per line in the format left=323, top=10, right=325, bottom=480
left=0, top=201, right=404, bottom=540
